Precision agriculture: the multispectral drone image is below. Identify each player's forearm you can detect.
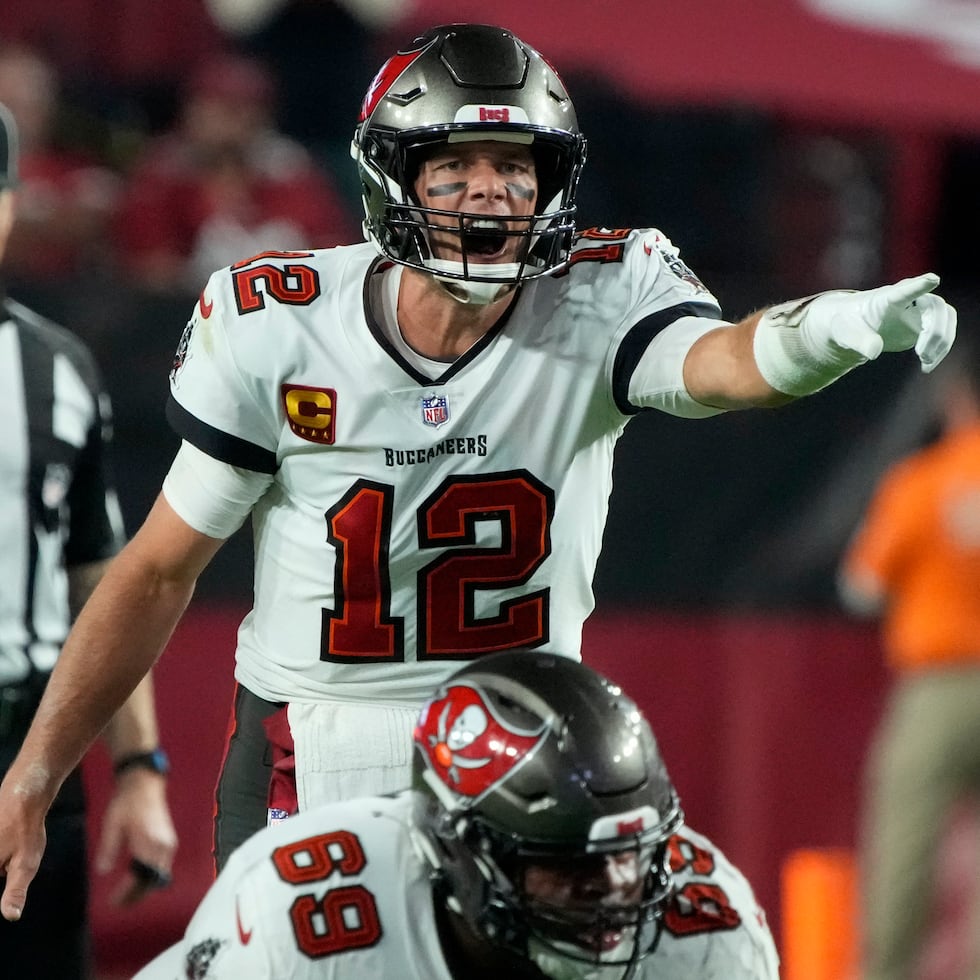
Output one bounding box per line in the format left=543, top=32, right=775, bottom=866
left=102, top=672, right=162, bottom=761
left=5, top=551, right=195, bottom=809
left=67, top=557, right=113, bottom=620
left=683, top=311, right=793, bottom=409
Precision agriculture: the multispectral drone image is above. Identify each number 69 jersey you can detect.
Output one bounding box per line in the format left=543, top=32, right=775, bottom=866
left=134, top=793, right=779, bottom=979
left=166, top=232, right=723, bottom=704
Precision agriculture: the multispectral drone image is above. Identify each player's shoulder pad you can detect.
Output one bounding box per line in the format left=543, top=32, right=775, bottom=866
left=563, top=227, right=713, bottom=296
left=669, top=823, right=761, bottom=905
left=196, top=242, right=373, bottom=324
left=193, top=247, right=327, bottom=325
left=662, top=824, right=780, bottom=978
left=630, top=228, right=713, bottom=296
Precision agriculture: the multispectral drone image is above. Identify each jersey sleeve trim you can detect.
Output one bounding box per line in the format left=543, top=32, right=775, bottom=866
left=166, top=396, right=279, bottom=474
left=612, top=301, right=722, bottom=414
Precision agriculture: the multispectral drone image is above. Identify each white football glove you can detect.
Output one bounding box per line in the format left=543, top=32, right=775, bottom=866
left=753, top=273, right=957, bottom=397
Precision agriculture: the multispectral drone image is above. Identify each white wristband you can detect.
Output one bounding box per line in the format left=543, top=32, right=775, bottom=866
left=752, top=293, right=865, bottom=397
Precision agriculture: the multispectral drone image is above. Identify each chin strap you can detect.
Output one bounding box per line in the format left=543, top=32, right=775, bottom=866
left=425, top=259, right=524, bottom=306
left=526, top=933, right=640, bottom=980
left=438, top=279, right=519, bottom=305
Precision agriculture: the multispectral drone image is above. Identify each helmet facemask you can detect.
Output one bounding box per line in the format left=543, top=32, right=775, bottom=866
left=517, top=842, right=674, bottom=979
left=419, top=796, right=679, bottom=980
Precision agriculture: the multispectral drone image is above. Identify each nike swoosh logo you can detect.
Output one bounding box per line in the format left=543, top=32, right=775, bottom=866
left=236, top=897, right=253, bottom=945
left=199, top=290, right=214, bottom=318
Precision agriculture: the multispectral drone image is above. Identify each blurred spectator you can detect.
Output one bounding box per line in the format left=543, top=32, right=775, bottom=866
left=204, top=0, right=412, bottom=207
left=839, top=334, right=980, bottom=979
left=0, top=43, right=122, bottom=290
left=4, top=0, right=223, bottom=131
left=113, top=52, right=358, bottom=294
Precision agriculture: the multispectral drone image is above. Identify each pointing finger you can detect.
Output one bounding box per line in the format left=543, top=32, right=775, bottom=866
left=880, top=273, right=940, bottom=309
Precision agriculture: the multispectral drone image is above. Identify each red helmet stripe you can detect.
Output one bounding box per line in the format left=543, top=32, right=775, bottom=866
left=359, top=40, right=434, bottom=122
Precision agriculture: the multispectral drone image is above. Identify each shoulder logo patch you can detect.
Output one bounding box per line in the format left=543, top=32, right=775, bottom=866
left=170, top=319, right=195, bottom=387
left=648, top=235, right=709, bottom=294
left=185, top=937, right=226, bottom=976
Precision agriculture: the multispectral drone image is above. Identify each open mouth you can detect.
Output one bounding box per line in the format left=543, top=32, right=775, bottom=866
left=575, top=928, right=626, bottom=954
left=461, top=218, right=509, bottom=258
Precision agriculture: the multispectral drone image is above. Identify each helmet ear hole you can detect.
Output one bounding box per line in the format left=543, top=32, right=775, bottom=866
left=530, top=145, right=562, bottom=204
left=399, top=146, right=424, bottom=199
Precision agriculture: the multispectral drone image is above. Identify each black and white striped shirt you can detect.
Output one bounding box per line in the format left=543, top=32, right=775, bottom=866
left=0, top=296, right=124, bottom=687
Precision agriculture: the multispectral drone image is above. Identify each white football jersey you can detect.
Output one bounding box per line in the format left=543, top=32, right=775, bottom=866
left=166, top=231, right=723, bottom=703
left=135, top=793, right=778, bottom=980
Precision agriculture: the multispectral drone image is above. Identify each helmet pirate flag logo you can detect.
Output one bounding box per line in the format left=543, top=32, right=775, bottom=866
left=415, top=683, right=549, bottom=801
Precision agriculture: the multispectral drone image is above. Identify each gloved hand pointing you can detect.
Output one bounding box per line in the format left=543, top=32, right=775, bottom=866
left=753, top=273, right=957, bottom=397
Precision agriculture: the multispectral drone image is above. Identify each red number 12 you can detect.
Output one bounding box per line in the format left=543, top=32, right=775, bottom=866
left=321, top=471, right=554, bottom=662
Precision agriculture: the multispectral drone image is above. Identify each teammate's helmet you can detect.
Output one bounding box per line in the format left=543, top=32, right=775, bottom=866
left=412, top=651, right=682, bottom=980
left=351, top=24, right=587, bottom=304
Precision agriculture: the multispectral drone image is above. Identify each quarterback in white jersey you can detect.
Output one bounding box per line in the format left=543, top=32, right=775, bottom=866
left=136, top=653, right=779, bottom=980
left=0, top=23, right=955, bottom=921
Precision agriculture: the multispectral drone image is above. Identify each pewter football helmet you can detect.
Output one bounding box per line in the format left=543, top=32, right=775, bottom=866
left=412, top=651, right=682, bottom=979
left=351, top=24, right=587, bottom=303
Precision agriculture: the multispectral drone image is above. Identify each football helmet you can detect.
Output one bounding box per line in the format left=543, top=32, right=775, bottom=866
left=351, top=24, right=587, bottom=304
left=412, top=651, right=682, bottom=980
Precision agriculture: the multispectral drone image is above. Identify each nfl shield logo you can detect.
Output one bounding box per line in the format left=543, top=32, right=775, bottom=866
left=421, top=393, right=449, bottom=429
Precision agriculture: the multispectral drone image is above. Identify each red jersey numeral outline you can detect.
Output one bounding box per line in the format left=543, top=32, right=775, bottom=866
left=228, top=252, right=320, bottom=315
left=273, top=830, right=382, bottom=958
left=554, top=226, right=631, bottom=277
left=662, top=832, right=742, bottom=936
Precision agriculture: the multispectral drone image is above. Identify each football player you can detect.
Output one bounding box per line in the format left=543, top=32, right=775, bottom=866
left=135, top=652, right=779, bottom=979
left=0, top=23, right=956, bottom=918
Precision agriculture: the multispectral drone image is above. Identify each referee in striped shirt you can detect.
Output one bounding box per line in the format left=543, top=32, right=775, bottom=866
left=0, top=102, right=177, bottom=977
